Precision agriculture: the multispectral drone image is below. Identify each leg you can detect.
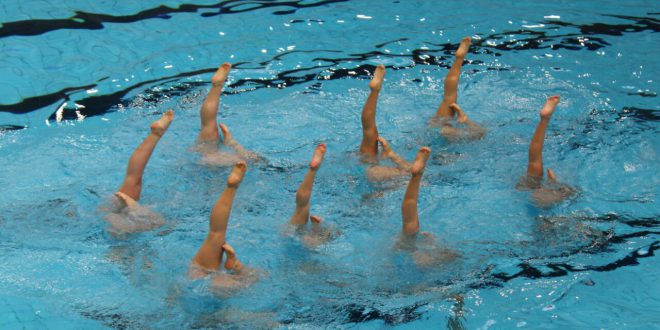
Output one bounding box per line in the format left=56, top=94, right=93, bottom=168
left=198, top=63, right=232, bottom=142
left=526, top=95, right=560, bottom=178
left=436, top=37, right=471, bottom=118
left=192, top=161, right=247, bottom=272
left=220, top=124, right=261, bottom=161
left=378, top=137, right=412, bottom=171
left=401, top=147, right=431, bottom=235
left=290, top=144, right=327, bottom=226
left=365, top=165, right=408, bottom=182
left=117, top=110, right=174, bottom=201
left=359, top=64, right=386, bottom=159
left=442, top=103, right=486, bottom=140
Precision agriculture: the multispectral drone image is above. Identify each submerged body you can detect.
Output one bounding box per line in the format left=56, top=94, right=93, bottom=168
left=517, top=95, right=576, bottom=208
left=104, top=110, right=174, bottom=234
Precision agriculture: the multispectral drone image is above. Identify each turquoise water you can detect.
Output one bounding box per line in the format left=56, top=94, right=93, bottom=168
left=1, top=0, right=659, bottom=328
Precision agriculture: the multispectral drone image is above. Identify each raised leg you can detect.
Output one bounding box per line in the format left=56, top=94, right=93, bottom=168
left=436, top=37, right=471, bottom=118
left=198, top=63, right=232, bottom=142
left=359, top=64, right=386, bottom=159
left=220, top=124, right=261, bottom=161
left=192, top=161, right=247, bottom=272
left=401, top=147, right=431, bottom=235
left=117, top=110, right=174, bottom=201
left=290, top=144, right=327, bottom=226
left=527, top=95, right=560, bottom=178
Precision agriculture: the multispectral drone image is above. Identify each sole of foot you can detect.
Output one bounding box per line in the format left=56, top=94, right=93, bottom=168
left=227, top=161, right=247, bottom=187
left=150, top=109, right=174, bottom=136
left=212, top=62, right=232, bottom=86
left=411, top=147, right=431, bottom=175
left=369, top=64, right=386, bottom=91
left=455, top=36, right=471, bottom=58
left=540, top=95, right=560, bottom=119
left=309, top=143, right=327, bottom=170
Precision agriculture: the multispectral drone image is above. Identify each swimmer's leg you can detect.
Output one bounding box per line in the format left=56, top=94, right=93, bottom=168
left=198, top=63, right=232, bottom=142
left=401, top=147, right=431, bottom=235
left=114, top=191, right=138, bottom=209
left=359, top=64, right=386, bottom=160
left=526, top=95, right=560, bottom=178
left=290, top=144, right=326, bottom=226
left=435, top=37, right=471, bottom=119
left=447, top=103, right=486, bottom=140
left=117, top=110, right=174, bottom=201
left=378, top=137, right=412, bottom=171
left=192, top=162, right=247, bottom=272
left=365, top=165, right=408, bottom=182
left=219, top=124, right=261, bottom=161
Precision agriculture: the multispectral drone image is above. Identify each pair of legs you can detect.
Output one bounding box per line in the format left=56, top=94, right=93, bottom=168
left=289, top=144, right=327, bottom=226
left=190, top=162, right=247, bottom=281
left=399, top=147, right=459, bottom=267
left=401, top=147, right=431, bottom=235
left=289, top=144, right=338, bottom=246
left=106, top=111, right=174, bottom=234
left=432, top=37, right=485, bottom=140
left=115, top=110, right=174, bottom=207
left=520, top=95, right=575, bottom=206
left=197, top=63, right=259, bottom=164
left=359, top=65, right=413, bottom=181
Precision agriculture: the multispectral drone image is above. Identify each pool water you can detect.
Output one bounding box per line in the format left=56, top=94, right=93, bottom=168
left=1, top=0, right=659, bottom=328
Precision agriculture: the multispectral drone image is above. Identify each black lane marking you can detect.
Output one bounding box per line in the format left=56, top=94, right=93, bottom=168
left=40, top=63, right=247, bottom=121
left=0, top=0, right=348, bottom=39
left=2, top=14, right=657, bottom=125
left=335, top=229, right=660, bottom=326
left=0, top=124, right=27, bottom=131
left=620, top=107, right=660, bottom=122
left=0, top=83, right=100, bottom=114
left=491, top=241, right=658, bottom=281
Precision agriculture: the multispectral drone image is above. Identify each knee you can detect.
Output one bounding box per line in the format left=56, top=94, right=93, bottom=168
left=402, top=199, right=417, bottom=210
left=295, top=190, right=311, bottom=205
left=445, top=75, right=459, bottom=85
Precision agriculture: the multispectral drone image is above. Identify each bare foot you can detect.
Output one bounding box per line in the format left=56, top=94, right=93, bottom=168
left=411, top=147, right=431, bottom=175
left=547, top=168, right=557, bottom=181
left=150, top=109, right=174, bottom=136
left=378, top=136, right=394, bottom=159
left=310, top=215, right=322, bottom=224
left=540, top=95, right=560, bottom=119
left=227, top=161, right=247, bottom=187
left=211, top=62, right=232, bottom=87
left=309, top=143, right=327, bottom=170
left=222, top=243, right=243, bottom=271
left=449, top=103, right=468, bottom=123
left=369, top=64, right=386, bottom=91
left=219, top=123, right=233, bottom=144
left=114, top=191, right=138, bottom=208
left=455, top=37, right=471, bottom=58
